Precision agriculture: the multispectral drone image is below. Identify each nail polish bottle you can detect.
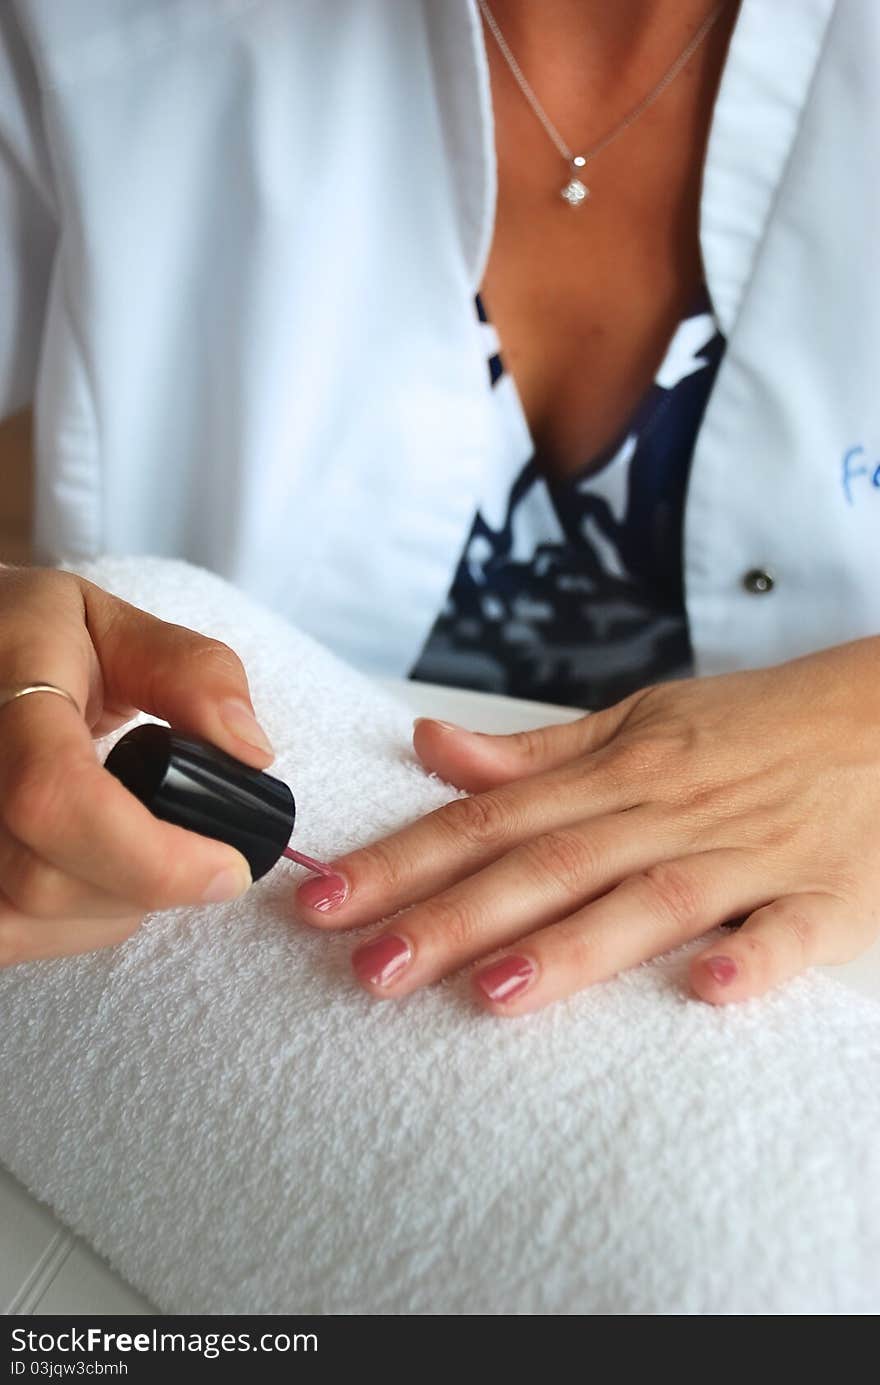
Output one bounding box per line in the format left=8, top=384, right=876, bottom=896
left=104, top=722, right=296, bottom=881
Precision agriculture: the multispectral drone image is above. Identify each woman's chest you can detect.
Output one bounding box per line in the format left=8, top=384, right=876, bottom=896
left=479, top=9, right=733, bottom=484
left=480, top=193, right=707, bottom=482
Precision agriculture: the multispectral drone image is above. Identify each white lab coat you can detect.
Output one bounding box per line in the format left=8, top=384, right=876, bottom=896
left=1, top=0, right=877, bottom=683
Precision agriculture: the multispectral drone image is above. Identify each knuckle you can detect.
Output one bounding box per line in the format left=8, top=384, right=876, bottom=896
left=19, top=566, right=78, bottom=604
left=762, top=901, right=816, bottom=961
left=187, top=637, right=246, bottom=682
left=602, top=738, right=659, bottom=786
left=350, top=837, right=410, bottom=896
left=90, top=590, right=132, bottom=651
left=522, top=828, right=594, bottom=895
left=633, top=861, right=704, bottom=928
left=441, top=792, right=514, bottom=852
left=547, top=916, right=602, bottom=976
left=1, top=758, right=69, bottom=845
left=420, top=893, right=483, bottom=953
left=603, top=724, right=692, bottom=787
left=779, top=909, right=815, bottom=956
left=2, top=852, right=70, bottom=920
left=509, top=727, right=549, bottom=767
left=42, top=567, right=80, bottom=598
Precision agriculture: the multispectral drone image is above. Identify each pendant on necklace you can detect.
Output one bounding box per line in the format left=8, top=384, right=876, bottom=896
left=561, top=155, right=589, bottom=208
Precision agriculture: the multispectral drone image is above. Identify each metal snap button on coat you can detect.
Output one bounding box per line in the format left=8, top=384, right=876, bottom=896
left=742, top=568, right=775, bottom=594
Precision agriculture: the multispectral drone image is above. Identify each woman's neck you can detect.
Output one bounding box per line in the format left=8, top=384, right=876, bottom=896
left=482, top=0, right=730, bottom=106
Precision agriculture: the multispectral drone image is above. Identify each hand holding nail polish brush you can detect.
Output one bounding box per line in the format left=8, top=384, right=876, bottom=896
left=104, top=723, right=333, bottom=882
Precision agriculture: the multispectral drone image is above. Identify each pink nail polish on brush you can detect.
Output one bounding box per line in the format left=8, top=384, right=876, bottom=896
left=282, top=847, right=335, bottom=876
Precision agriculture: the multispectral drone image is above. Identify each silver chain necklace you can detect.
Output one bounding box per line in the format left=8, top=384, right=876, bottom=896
left=477, top=0, right=729, bottom=207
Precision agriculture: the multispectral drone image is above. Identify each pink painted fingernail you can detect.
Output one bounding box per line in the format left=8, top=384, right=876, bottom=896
left=297, top=872, right=349, bottom=913
left=352, top=934, right=412, bottom=988
left=476, top=955, right=536, bottom=1003
left=704, top=955, right=738, bottom=985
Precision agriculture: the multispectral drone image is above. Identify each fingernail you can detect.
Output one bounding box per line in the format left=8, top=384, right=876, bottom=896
left=201, top=862, right=252, bottom=903
left=476, top=955, right=536, bottom=1003
left=352, top=933, right=412, bottom=988
left=297, top=872, right=349, bottom=913
left=704, top=955, right=738, bottom=985
left=220, top=698, right=275, bottom=757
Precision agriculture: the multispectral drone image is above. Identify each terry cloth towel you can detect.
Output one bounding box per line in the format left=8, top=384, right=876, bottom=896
left=1, top=557, right=879, bottom=1316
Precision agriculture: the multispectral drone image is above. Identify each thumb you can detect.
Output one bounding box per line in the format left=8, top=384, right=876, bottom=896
left=412, top=701, right=630, bottom=793
left=82, top=580, right=275, bottom=767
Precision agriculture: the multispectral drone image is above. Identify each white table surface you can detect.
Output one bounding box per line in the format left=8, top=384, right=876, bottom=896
left=3, top=677, right=879, bottom=1316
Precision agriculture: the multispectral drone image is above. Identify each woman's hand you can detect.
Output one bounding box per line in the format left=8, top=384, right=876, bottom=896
left=0, top=565, right=272, bottom=966
left=296, top=639, right=880, bottom=1012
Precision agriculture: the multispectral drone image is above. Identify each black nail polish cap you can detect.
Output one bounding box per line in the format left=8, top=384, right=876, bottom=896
left=104, top=723, right=295, bottom=881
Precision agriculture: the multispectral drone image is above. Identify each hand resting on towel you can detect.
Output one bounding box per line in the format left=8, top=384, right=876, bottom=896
left=297, top=640, right=880, bottom=1013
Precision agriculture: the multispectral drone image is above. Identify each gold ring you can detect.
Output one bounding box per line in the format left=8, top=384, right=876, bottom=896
left=0, top=683, right=82, bottom=717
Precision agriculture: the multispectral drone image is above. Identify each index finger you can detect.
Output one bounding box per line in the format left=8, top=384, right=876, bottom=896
left=295, top=754, right=629, bottom=928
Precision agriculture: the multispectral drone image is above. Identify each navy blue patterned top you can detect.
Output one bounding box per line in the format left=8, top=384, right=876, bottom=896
left=409, top=292, right=726, bottom=709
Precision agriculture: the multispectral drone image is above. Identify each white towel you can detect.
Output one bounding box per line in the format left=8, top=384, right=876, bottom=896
left=1, top=557, right=879, bottom=1316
